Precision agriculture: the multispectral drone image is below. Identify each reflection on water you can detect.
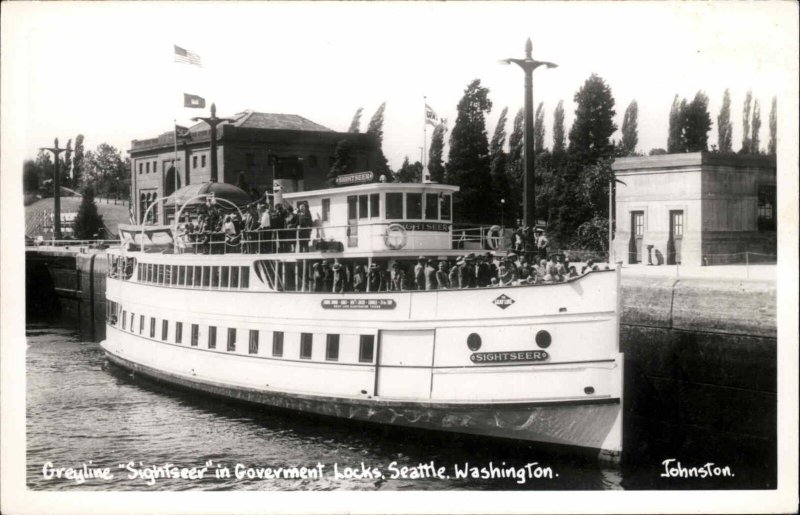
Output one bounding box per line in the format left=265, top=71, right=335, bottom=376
left=26, top=325, right=773, bottom=491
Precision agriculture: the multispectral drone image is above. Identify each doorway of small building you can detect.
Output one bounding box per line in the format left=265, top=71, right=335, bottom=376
left=164, top=165, right=181, bottom=198
left=667, top=210, right=684, bottom=264
left=628, top=211, right=644, bottom=263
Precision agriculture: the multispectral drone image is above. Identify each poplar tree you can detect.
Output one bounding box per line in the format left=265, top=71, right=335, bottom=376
left=489, top=107, right=510, bottom=219
left=73, top=134, right=85, bottom=185
left=506, top=108, right=524, bottom=223
left=348, top=107, right=363, bottom=133
left=446, top=79, right=493, bottom=224
left=73, top=186, right=105, bottom=240
left=682, top=91, right=712, bottom=152
left=568, top=73, right=617, bottom=161
left=717, top=89, right=733, bottom=153
left=741, top=91, right=752, bottom=153
left=751, top=98, right=761, bottom=154
left=768, top=96, right=777, bottom=155
left=366, top=102, right=391, bottom=178
left=63, top=139, right=73, bottom=187
left=620, top=100, right=639, bottom=156
left=327, top=139, right=354, bottom=186
left=533, top=102, right=545, bottom=154
left=667, top=95, right=684, bottom=153
left=427, top=124, right=446, bottom=183
left=552, top=100, right=565, bottom=153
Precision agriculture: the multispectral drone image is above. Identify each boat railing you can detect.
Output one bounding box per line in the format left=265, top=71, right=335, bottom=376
left=172, top=222, right=509, bottom=256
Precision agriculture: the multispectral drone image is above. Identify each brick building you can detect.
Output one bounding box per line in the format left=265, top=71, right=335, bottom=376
left=612, top=152, right=776, bottom=266
left=130, top=110, right=378, bottom=224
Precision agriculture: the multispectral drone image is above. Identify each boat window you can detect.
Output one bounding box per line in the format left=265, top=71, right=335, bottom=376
left=194, top=266, right=202, bottom=287
left=176, top=322, right=183, bottom=343
left=326, top=334, right=340, bottom=361
left=137, top=263, right=143, bottom=281
left=221, top=267, right=229, bottom=288
left=386, top=193, right=403, bottom=220
left=272, top=331, right=284, bottom=357
left=359, top=335, right=375, bottom=363
left=191, top=324, right=199, bottom=346
left=300, top=333, right=313, bottom=359
left=130, top=313, right=135, bottom=332
left=322, top=198, right=330, bottom=222
left=162, top=320, right=169, bottom=341
left=164, top=265, right=172, bottom=285
left=358, top=195, right=368, bottom=219
left=140, top=315, right=145, bottom=334
left=122, top=310, right=127, bottom=330
left=370, top=193, right=380, bottom=218
left=227, top=328, right=236, bottom=352
left=208, top=326, right=217, bottom=349
left=202, top=266, right=211, bottom=287
left=211, top=266, right=220, bottom=288
left=231, top=266, right=239, bottom=288
left=157, top=265, right=164, bottom=284
left=347, top=196, right=357, bottom=220
left=425, top=193, right=438, bottom=220
left=406, top=193, right=422, bottom=219
left=171, top=265, right=178, bottom=284
left=150, top=317, right=156, bottom=338
left=240, top=267, right=250, bottom=288
left=248, top=330, right=259, bottom=354
left=440, top=194, right=451, bottom=221
left=178, top=266, right=186, bottom=286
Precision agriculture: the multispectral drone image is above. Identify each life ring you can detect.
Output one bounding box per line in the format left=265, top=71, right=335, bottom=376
left=485, top=225, right=502, bottom=249
left=383, top=223, right=407, bottom=250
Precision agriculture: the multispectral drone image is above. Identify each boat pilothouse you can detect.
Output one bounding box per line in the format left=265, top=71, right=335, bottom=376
left=102, top=177, right=624, bottom=462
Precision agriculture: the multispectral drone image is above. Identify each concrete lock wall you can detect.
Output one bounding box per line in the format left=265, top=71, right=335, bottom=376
left=620, top=275, right=776, bottom=461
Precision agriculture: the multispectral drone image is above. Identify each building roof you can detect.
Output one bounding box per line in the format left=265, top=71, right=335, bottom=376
left=188, top=110, right=333, bottom=134
left=612, top=151, right=777, bottom=172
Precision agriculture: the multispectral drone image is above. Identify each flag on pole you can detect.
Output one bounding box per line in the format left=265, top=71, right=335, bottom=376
left=425, top=104, right=438, bottom=126
left=183, top=93, right=206, bottom=108
left=175, top=124, right=190, bottom=139
left=174, top=45, right=202, bottom=66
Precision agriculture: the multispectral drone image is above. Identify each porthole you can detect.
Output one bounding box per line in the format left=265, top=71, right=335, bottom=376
left=535, top=330, right=551, bottom=349
left=467, top=333, right=482, bottom=351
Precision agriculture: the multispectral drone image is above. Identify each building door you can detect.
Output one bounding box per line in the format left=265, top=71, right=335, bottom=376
left=668, top=210, right=684, bottom=264
left=628, top=211, right=644, bottom=263
left=347, top=195, right=358, bottom=247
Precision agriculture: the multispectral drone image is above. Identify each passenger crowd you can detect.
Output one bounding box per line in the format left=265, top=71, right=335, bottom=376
left=300, top=253, right=604, bottom=293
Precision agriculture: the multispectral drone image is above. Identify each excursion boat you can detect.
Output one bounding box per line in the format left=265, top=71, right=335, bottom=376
left=101, top=177, right=623, bottom=462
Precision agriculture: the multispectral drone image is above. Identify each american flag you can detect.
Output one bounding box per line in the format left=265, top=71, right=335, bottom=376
left=425, top=104, right=438, bottom=126
left=174, top=45, right=202, bottom=67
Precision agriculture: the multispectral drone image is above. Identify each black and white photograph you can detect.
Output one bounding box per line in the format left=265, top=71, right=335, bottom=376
left=1, top=1, right=798, bottom=513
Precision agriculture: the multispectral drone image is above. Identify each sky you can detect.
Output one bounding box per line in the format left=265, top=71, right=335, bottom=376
left=3, top=1, right=797, bottom=171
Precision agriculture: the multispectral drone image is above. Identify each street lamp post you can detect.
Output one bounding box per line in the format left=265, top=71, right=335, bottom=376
left=501, top=198, right=505, bottom=228
left=192, top=103, right=234, bottom=183
left=40, top=138, right=67, bottom=240
left=500, top=38, right=558, bottom=228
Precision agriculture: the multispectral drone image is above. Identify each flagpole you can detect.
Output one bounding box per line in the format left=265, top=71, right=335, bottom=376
left=423, top=96, right=427, bottom=184
left=173, top=118, right=179, bottom=222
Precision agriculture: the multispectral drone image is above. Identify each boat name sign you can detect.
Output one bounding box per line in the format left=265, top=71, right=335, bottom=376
left=400, top=222, right=450, bottom=232
left=470, top=350, right=549, bottom=364
left=321, top=299, right=396, bottom=310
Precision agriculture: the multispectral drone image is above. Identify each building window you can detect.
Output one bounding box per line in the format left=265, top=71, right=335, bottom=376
left=386, top=193, right=403, bottom=220
left=757, top=185, right=776, bottom=231
left=146, top=162, right=150, bottom=174
left=192, top=156, right=198, bottom=169
left=150, top=317, right=156, bottom=338
left=370, top=193, right=380, bottom=219
left=191, top=324, right=199, bottom=346
left=440, top=194, right=451, bottom=221
left=406, top=193, right=422, bottom=219
left=201, top=155, right=207, bottom=168
left=358, top=195, right=369, bottom=219
left=227, top=328, right=236, bottom=352
left=671, top=211, right=683, bottom=238
left=245, top=153, right=255, bottom=166
left=138, top=163, right=143, bottom=174
left=326, top=334, right=340, bottom=361
left=359, top=335, right=375, bottom=363
left=175, top=322, right=183, bottom=343
left=322, top=199, right=330, bottom=222
left=248, top=330, right=259, bottom=355
left=308, top=155, right=318, bottom=168
left=272, top=331, right=284, bottom=357
left=208, top=326, right=217, bottom=349
left=425, top=193, right=438, bottom=220
left=162, top=319, right=168, bottom=340
left=634, top=212, right=644, bottom=237
left=300, top=333, right=312, bottom=359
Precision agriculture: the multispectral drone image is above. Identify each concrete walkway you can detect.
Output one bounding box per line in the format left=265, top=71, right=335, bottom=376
left=620, top=263, right=775, bottom=281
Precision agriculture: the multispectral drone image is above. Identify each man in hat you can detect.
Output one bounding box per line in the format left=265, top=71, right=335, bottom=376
left=436, top=260, right=450, bottom=289
left=413, top=257, right=427, bottom=291
left=504, top=252, right=520, bottom=284
left=476, top=253, right=492, bottom=287
left=368, top=263, right=383, bottom=292
left=459, top=254, right=477, bottom=288
left=536, top=228, right=549, bottom=261
left=449, top=258, right=461, bottom=289
left=321, top=259, right=333, bottom=291
left=424, top=258, right=438, bottom=290
left=390, top=262, right=406, bottom=291
left=331, top=259, right=345, bottom=293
